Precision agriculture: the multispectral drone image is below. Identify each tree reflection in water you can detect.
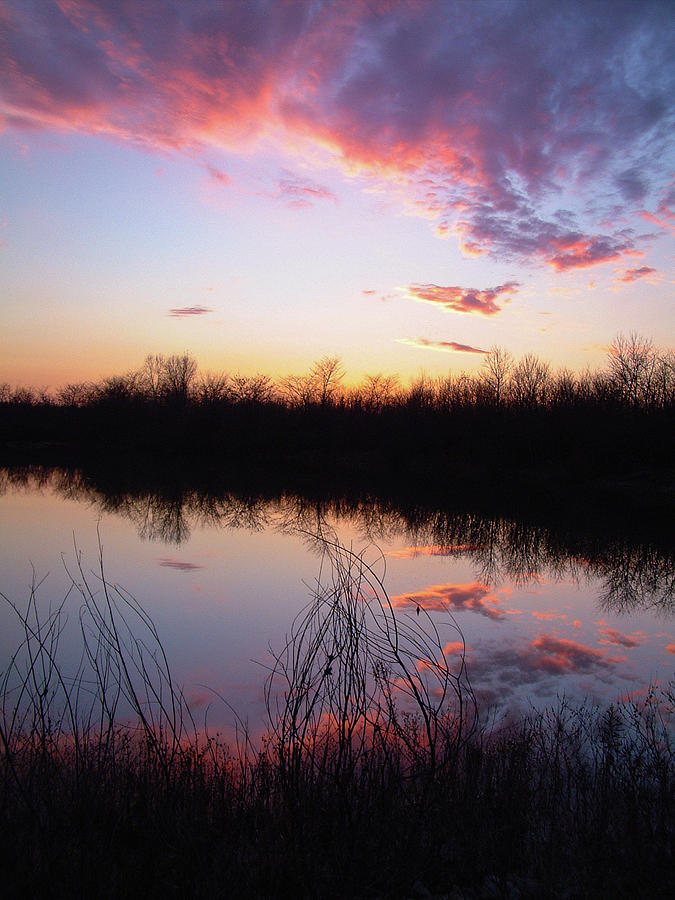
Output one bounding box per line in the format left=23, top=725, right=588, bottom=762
left=1, top=464, right=672, bottom=616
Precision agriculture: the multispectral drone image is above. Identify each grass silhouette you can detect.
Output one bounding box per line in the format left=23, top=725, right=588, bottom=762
left=1, top=536, right=673, bottom=898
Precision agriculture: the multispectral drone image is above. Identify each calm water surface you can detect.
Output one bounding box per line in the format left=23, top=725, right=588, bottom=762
left=1, top=468, right=673, bottom=736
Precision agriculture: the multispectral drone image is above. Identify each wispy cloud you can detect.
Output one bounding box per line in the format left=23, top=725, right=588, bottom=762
left=615, top=265, right=659, bottom=283
left=402, top=282, right=519, bottom=316
left=387, top=544, right=483, bottom=559
left=168, top=305, right=213, bottom=317
left=531, top=611, right=567, bottom=621
left=1, top=1, right=672, bottom=270
left=397, top=337, right=488, bottom=355
left=276, top=173, right=337, bottom=208
left=205, top=164, right=232, bottom=186
left=597, top=627, right=646, bottom=649
left=158, top=557, right=204, bottom=571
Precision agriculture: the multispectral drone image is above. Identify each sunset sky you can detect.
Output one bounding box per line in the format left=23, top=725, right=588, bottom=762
left=1, top=0, right=673, bottom=389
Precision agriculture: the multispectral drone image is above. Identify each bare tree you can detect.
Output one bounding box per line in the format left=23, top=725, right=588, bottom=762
left=163, top=353, right=197, bottom=402
left=406, top=373, right=436, bottom=409
left=310, top=355, right=345, bottom=407
left=279, top=373, right=319, bottom=408
left=136, top=352, right=197, bottom=403
left=607, top=332, right=659, bottom=407
left=9, top=386, right=39, bottom=405
left=228, top=373, right=276, bottom=404
left=196, top=372, right=230, bottom=404
left=361, top=373, right=400, bottom=410
left=481, top=345, right=513, bottom=406
left=57, top=382, right=94, bottom=407
left=448, top=372, right=479, bottom=409
left=94, top=374, right=139, bottom=406
left=138, top=353, right=166, bottom=403
left=550, top=367, right=577, bottom=407
left=652, top=349, right=675, bottom=408
left=511, top=353, right=550, bottom=408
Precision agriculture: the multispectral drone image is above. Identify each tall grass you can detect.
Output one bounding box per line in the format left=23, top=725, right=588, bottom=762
left=1, top=538, right=673, bottom=898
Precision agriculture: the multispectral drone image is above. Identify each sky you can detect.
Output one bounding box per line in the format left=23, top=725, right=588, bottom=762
left=1, top=0, right=674, bottom=389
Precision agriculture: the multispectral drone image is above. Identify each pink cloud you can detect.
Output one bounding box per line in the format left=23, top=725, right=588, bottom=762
left=397, top=337, right=488, bottom=355
left=531, top=611, right=567, bottom=621
left=158, top=557, right=204, bottom=571
left=391, top=581, right=521, bottom=621
left=1, top=1, right=672, bottom=270
left=642, top=191, right=675, bottom=230
left=403, top=282, right=518, bottom=316
left=387, top=544, right=483, bottom=559
left=597, top=627, right=646, bottom=649
left=205, top=164, right=232, bottom=186
left=168, top=305, right=213, bottom=317
left=530, top=635, right=626, bottom=674
left=276, top=173, right=337, bottom=208
left=442, top=641, right=466, bottom=656
left=665, top=644, right=675, bottom=655
left=547, top=234, right=637, bottom=271
left=615, top=265, right=659, bottom=283
left=457, top=631, right=630, bottom=707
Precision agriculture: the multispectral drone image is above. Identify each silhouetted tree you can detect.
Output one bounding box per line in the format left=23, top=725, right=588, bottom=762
left=279, top=373, right=318, bottom=407
left=196, top=372, right=230, bottom=405
left=163, top=353, right=197, bottom=403
left=406, top=373, right=436, bottom=409
left=138, top=353, right=166, bottom=403
left=57, top=382, right=94, bottom=407
left=482, top=345, right=513, bottom=407
left=550, top=367, right=577, bottom=407
left=511, top=353, right=550, bottom=408
left=607, top=332, right=674, bottom=409
left=228, top=373, right=276, bottom=404
left=652, top=349, right=675, bottom=408
left=310, top=355, right=345, bottom=408
left=361, top=373, right=400, bottom=410
left=94, top=374, right=139, bottom=407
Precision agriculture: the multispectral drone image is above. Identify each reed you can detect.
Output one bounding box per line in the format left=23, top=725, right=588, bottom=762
left=1, top=538, right=673, bottom=898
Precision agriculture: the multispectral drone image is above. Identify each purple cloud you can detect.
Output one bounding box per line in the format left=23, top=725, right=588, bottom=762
left=404, top=282, right=519, bottom=316
left=616, top=265, right=658, bottom=283
left=168, top=305, right=213, bottom=317
left=391, top=581, right=520, bottom=621
left=597, top=627, right=645, bottom=649
left=158, top=557, right=204, bottom=571
left=460, top=632, right=628, bottom=707
left=398, top=337, right=488, bottom=355
left=1, top=1, right=672, bottom=269
left=277, top=173, right=337, bottom=208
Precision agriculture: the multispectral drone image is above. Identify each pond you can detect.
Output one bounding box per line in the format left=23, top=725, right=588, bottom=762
left=1, top=466, right=673, bottom=739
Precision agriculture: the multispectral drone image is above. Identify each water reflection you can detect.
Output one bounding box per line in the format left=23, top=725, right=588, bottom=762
left=1, top=464, right=672, bottom=616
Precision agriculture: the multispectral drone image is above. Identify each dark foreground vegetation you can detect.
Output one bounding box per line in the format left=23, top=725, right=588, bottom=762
left=2, top=334, right=674, bottom=517
left=1, top=537, right=673, bottom=899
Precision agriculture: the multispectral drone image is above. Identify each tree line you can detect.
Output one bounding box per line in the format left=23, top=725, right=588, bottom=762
left=1, top=333, right=672, bottom=510
left=2, top=333, right=673, bottom=413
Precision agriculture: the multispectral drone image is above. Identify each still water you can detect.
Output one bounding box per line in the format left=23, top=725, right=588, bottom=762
left=1, top=467, right=673, bottom=736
